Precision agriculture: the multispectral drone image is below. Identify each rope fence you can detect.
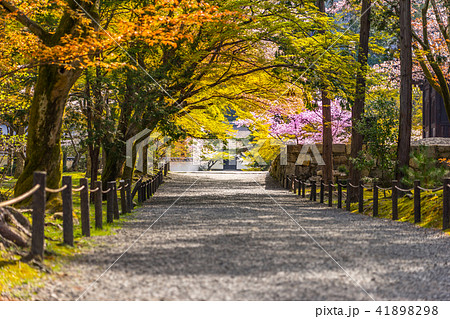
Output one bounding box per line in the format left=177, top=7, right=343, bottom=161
left=0, top=162, right=170, bottom=260
left=280, top=173, right=450, bottom=231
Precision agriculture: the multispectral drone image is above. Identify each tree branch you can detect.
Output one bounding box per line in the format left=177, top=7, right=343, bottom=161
left=0, top=0, right=51, bottom=45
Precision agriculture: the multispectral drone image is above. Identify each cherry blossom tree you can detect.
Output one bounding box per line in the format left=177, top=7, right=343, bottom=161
left=236, top=97, right=351, bottom=145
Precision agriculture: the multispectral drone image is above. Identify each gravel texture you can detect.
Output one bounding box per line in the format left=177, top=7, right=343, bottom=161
left=30, top=172, right=450, bottom=301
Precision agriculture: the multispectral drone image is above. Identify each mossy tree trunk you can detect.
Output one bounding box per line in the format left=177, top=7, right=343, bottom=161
left=317, top=0, right=333, bottom=184
left=14, top=65, right=82, bottom=202
left=13, top=126, right=26, bottom=179
left=2, top=0, right=97, bottom=204
left=349, top=0, right=371, bottom=201
left=322, top=91, right=333, bottom=183
left=396, top=0, right=412, bottom=182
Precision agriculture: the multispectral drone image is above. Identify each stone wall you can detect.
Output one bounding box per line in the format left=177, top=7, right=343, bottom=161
left=270, top=144, right=351, bottom=181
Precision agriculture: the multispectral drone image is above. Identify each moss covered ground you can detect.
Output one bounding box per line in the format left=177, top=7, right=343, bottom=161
left=0, top=172, right=135, bottom=300
left=297, top=186, right=450, bottom=236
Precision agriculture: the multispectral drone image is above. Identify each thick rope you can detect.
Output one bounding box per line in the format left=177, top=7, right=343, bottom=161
left=417, top=186, right=444, bottom=192
left=45, top=185, right=68, bottom=193
left=89, top=187, right=100, bottom=193
left=0, top=185, right=41, bottom=207
left=72, top=185, right=86, bottom=192
left=394, top=186, right=414, bottom=192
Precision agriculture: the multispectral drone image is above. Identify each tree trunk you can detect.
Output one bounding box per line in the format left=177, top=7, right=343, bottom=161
left=88, top=146, right=100, bottom=202
left=13, top=126, right=25, bottom=178
left=317, top=0, right=333, bottom=184
left=322, top=91, right=333, bottom=183
left=349, top=0, right=371, bottom=202
left=102, top=142, right=126, bottom=184
left=14, top=65, right=82, bottom=203
left=6, top=0, right=97, bottom=205
left=397, top=0, right=413, bottom=181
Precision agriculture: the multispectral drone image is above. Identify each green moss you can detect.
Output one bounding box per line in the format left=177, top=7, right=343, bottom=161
left=347, top=189, right=449, bottom=235
left=1, top=172, right=133, bottom=299
left=0, top=253, right=44, bottom=300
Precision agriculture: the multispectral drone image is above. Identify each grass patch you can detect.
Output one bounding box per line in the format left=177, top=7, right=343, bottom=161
left=293, top=186, right=449, bottom=235
left=0, top=172, right=136, bottom=299
left=347, top=189, right=449, bottom=234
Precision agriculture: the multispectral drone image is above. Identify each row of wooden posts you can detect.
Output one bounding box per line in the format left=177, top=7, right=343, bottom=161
left=0, top=162, right=170, bottom=260
left=281, top=174, right=450, bottom=231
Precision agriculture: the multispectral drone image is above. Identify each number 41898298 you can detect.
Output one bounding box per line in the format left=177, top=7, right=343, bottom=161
left=376, top=306, right=438, bottom=316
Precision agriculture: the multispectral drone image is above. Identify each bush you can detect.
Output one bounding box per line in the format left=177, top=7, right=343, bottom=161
left=352, top=97, right=398, bottom=184
left=401, top=147, right=449, bottom=188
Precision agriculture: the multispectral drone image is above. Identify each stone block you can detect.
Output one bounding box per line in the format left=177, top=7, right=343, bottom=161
left=333, top=155, right=349, bottom=165
left=287, top=152, right=299, bottom=163
left=332, top=144, right=346, bottom=153
left=315, top=143, right=323, bottom=153
left=346, top=144, right=352, bottom=155
left=287, top=145, right=302, bottom=153
left=437, top=146, right=450, bottom=154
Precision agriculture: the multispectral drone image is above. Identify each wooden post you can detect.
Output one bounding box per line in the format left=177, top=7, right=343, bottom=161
left=142, top=182, right=146, bottom=202
left=137, top=181, right=142, bottom=203
left=126, top=179, right=132, bottom=213
left=311, top=181, right=317, bottom=201
left=147, top=179, right=152, bottom=198
left=373, top=181, right=378, bottom=217
left=337, top=182, right=342, bottom=209
left=320, top=179, right=324, bottom=203
left=328, top=183, right=333, bottom=207
left=346, top=179, right=351, bottom=211
left=120, top=180, right=127, bottom=215
left=94, top=181, right=103, bottom=229
left=113, top=182, right=120, bottom=219
left=309, top=181, right=313, bottom=201
left=443, top=178, right=450, bottom=230
left=30, top=171, right=46, bottom=259
left=302, top=181, right=306, bottom=198
left=414, top=180, right=421, bottom=223
left=152, top=176, right=156, bottom=195
left=80, top=178, right=90, bottom=237
left=62, top=175, right=73, bottom=246
left=392, top=180, right=398, bottom=220
left=107, top=181, right=115, bottom=223
left=359, top=181, right=364, bottom=213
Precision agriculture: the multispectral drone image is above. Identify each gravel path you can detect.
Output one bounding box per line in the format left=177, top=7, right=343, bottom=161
left=32, top=172, right=450, bottom=300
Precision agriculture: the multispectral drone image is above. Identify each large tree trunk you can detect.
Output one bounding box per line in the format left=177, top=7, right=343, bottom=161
left=349, top=0, right=371, bottom=202
left=317, top=0, right=333, bottom=183
left=322, top=91, right=333, bottom=183
left=6, top=0, right=97, bottom=205
left=14, top=65, right=82, bottom=203
left=13, top=126, right=26, bottom=178
left=102, top=142, right=126, bottom=183
left=396, top=0, right=413, bottom=181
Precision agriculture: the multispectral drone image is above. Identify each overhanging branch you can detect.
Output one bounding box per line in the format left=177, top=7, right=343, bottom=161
left=0, top=0, right=51, bottom=45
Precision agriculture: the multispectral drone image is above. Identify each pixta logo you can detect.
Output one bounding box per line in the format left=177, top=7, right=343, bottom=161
left=126, top=129, right=172, bottom=171
left=126, top=129, right=325, bottom=168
